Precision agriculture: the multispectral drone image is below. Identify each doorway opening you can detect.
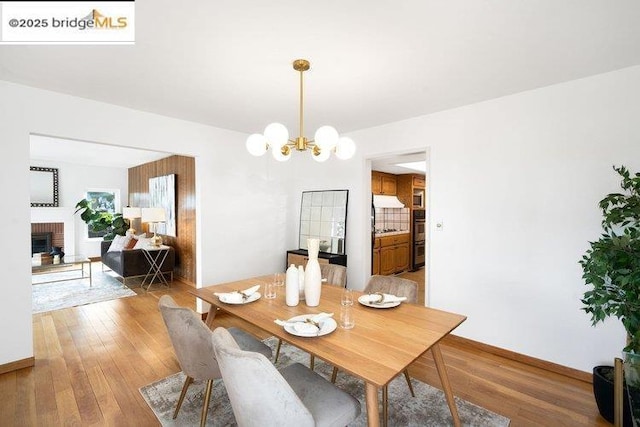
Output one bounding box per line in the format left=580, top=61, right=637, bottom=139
left=368, top=149, right=429, bottom=306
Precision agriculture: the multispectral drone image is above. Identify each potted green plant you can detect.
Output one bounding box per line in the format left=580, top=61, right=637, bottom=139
left=74, top=198, right=129, bottom=241
left=580, top=165, right=640, bottom=425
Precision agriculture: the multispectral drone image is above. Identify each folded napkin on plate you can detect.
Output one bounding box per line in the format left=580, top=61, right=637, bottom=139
left=360, top=293, right=407, bottom=304
left=275, top=312, right=334, bottom=333
left=214, top=284, right=260, bottom=303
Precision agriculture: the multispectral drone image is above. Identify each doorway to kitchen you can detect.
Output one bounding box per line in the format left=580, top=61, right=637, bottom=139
left=368, top=149, right=429, bottom=306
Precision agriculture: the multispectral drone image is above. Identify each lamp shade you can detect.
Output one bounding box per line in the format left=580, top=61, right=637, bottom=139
left=141, top=207, right=166, bottom=223
left=122, top=207, right=141, bottom=219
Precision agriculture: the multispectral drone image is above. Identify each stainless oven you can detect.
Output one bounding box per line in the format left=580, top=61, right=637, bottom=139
left=412, top=210, right=426, bottom=269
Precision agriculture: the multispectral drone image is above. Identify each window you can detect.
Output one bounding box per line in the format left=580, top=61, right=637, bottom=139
left=85, top=189, right=121, bottom=239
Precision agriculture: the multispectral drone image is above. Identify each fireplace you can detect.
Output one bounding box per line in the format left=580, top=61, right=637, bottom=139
left=32, top=232, right=52, bottom=255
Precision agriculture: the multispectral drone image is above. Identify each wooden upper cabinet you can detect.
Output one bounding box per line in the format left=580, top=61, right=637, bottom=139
left=396, top=173, right=426, bottom=208
left=372, top=171, right=397, bottom=195
left=382, top=175, right=397, bottom=195
left=413, top=175, right=426, bottom=188
left=371, top=173, right=382, bottom=194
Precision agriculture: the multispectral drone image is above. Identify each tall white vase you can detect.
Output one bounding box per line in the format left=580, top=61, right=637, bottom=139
left=304, top=238, right=322, bottom=307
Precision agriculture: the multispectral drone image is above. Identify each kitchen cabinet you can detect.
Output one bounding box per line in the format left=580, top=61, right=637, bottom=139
left=372, top=238, right=380, bottom=275
left=396, top=173, right=426, bottom=209
left=286, top=250, right=347, bottom=270
left=378, top=234, right=410, bottom=275
left=395, top=242, right=410, bottom=272
left=371, top=171, right=397, bottom=195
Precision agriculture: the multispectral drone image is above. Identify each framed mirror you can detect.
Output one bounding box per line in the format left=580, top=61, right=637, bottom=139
left=299, top=190, right=348, bottom=254
left=30, top=166, right=59, bottom=207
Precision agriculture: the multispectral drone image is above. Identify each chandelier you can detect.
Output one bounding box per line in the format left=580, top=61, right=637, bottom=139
left=246, top=59, right=356, bottom=162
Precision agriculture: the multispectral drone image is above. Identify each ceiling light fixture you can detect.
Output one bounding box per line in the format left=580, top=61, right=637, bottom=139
left=246, top=59, right=356, bottom=162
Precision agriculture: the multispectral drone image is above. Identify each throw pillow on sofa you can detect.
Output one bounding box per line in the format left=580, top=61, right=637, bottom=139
left=107, top=234, right=132, bottom=252
left=124, top=237, right=137, bottom=250
left=133, top=237, right=154, bottom=249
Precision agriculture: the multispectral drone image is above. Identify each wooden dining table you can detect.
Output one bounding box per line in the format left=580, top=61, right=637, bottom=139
left=191, top=276, right=467, bottom=427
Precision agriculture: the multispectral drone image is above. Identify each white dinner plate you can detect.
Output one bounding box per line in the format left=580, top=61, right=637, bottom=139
left=358, top=295, right=401, bottom=309
left=283, top=314, right=337, bottom=337
left=218, top=292, right=261, bottom=304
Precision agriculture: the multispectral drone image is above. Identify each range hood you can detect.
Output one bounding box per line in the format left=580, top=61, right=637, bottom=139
left=373, top=195, right=405, bottom=209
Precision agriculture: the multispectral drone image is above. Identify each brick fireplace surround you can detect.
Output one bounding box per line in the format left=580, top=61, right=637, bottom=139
left=31, top=223, right=64, bottom=254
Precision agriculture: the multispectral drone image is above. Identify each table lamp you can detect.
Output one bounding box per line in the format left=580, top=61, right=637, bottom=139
left=122, top=207, right=142, bottom=236
left=141, top=207, right=166, bottom=247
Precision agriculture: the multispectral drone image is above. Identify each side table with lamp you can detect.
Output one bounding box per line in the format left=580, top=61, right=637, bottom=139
left=140, top=207, right=170, bottom=290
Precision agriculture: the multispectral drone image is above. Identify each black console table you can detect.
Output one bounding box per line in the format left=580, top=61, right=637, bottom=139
left=286, top=249, right=347, bottom=270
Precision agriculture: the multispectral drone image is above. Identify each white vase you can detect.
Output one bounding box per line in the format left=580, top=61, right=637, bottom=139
left=285, top=264, right=299, bottom=307
left=304, top=238, right=322, bottom=307
left=298, top=265, right=305, bottom=300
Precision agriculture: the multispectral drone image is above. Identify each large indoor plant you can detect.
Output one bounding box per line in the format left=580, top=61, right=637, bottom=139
left=74, top=198, right=129, bottom=241
left=580, top=165, right=640, bottom=425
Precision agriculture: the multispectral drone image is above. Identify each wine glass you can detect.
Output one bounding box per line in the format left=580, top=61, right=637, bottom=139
left=274, top=272, right=285, bottom=287
left=341, top=288, right=354, bottom=306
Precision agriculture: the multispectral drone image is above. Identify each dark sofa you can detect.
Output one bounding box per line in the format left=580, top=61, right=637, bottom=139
left=101, top=240, right=175, bottom=286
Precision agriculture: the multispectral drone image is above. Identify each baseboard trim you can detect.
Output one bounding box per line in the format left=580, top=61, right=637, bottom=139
left=443, top=334, right=592, bottom=383
left=0, top=356, right=35, bottom=375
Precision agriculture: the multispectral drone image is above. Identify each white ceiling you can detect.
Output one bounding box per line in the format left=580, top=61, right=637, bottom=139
left=30, top=135, right=171, bottom=168
left=6, top=1, right=640, bottom=164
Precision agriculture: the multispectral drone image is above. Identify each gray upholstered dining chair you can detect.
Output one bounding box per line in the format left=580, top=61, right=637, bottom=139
left=158, top=295, right=272, bottom=427
left=332, top=275, right=418, bottom=425
left=319, top=263, right=347, bottom=288
left=211, top=326, right=361, bottom=427
left=274, top=263, right=348, bottom=366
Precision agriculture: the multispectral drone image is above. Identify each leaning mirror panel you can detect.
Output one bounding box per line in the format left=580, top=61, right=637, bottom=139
left=299, top=190, right=348, bottom=254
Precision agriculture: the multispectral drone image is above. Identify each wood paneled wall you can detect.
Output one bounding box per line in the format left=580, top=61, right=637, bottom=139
left=128, top=155, right=196, bottom=284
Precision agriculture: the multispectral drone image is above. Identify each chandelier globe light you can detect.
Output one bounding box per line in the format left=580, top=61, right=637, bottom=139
left=245, top=59, right=356, bottom=162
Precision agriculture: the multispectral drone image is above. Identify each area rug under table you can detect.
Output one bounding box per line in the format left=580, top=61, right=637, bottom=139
left=140, top=337, right=510, bottom=426
left=32, top=269, right=136, bottom=314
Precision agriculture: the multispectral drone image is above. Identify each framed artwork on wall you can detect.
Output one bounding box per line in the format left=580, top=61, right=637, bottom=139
left=149, top=174, right=176, bottom=237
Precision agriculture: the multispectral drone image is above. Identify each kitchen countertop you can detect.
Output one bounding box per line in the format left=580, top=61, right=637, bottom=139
left=374, top=230, right=410, bottom=237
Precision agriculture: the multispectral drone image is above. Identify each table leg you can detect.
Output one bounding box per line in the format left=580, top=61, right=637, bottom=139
left=204, top=305, right=218, bottom=329
left=141, top=249, right=170, bottom=290
left=88, top=260, right=92, bottom=286
left=431, top=343, right=461, bottom=427
left=365, top=382, right=380, bottom=427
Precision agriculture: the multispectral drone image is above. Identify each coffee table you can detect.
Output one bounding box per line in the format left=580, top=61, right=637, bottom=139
left=32, top=255, right=92, bottom=286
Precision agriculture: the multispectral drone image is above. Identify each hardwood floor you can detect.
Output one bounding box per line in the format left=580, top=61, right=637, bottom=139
left=1, top=274, right=607, bottom=426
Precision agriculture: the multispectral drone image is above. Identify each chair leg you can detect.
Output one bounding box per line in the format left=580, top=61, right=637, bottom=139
left=310, top=354, right=315, bottom=370
left=331, top=366, right=338, bottom=383
left=403, top=369, right=415, bottom=397
left=200, top=379, right=214, bottom=427
left=274, top=339, right=283, bottom=362
left=173, top=375, right=193, bottom=419
left=383, top=385, right=389, bottom=427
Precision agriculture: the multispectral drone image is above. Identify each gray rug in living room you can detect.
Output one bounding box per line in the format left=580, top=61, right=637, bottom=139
left=140, top=337, right=510, bottom=426
left=32, top=268, right=136, bottom=314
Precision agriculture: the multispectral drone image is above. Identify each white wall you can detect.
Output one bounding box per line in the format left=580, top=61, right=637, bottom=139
left=346, top=65, right=640, bottom=373
left=3, top=65, right=640, bottom=374
left=0, top=80, right=291, bottom=366
left=30, top=158, right=129, bottom=258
